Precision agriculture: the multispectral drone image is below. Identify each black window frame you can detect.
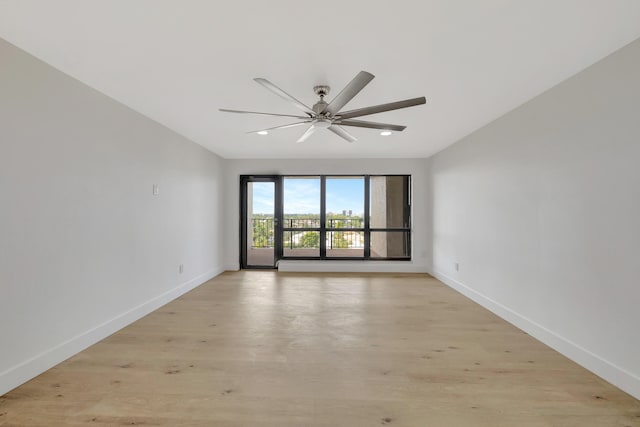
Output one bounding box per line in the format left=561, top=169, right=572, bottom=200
left=279, top=174, right=411, bottom=261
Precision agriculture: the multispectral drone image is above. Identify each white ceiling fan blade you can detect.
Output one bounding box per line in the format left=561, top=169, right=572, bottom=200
left=328, top=125, right=357, bottom=143
left=324, top=71, right=375, bottom=115
left=336, top=119, right=406, bottom=131
left=254, top=78, right=315, bottom=115
left=219, top=108, right=308, bottom=119
left=296, top=125, right=316, bottom=143
left=337, top=97, right=426, bottom=119
left=246, top=121, right=311, bottom=134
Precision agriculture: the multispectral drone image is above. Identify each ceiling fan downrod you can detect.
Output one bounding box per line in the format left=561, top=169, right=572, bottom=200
left=312, top=85, right=330, bottom=116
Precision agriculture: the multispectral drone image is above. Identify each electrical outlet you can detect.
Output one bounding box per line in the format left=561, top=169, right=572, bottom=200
left=179, top=264, right=184, bottom=274
left=455, top=262, right=459, bottom=272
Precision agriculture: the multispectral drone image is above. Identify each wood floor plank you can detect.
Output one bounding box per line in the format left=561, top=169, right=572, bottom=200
left=1, top=271, right=638, bottom=426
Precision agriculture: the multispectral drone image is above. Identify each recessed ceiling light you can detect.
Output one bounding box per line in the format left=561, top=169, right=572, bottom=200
left=257, top=130, right=268, bottom=135
left=380, top=131, right=392, bottom=136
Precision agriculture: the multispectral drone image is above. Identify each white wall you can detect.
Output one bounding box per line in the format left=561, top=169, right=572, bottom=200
left=0, top=39, right=226, bottom=395
left=427, top=38, right=640, bottom=398
left=224, top=159, right=431, bottom=272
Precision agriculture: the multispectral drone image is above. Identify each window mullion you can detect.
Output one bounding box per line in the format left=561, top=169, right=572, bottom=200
left=364, top=175, right=370, bottom=259
left=320, top=176, right=326, bottom=258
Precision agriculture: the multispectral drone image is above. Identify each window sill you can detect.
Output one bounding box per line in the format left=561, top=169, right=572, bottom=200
left=277, top=259, right=427, bottom=273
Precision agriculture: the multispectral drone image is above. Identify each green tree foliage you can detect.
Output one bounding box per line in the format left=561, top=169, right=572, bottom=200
left=300, top=232, right=319, bottom=248
left=252, top=217, right=273, bottom=248
left=251, top=213, right=364, bottom=249
left=331, top=232, right=349, bottom=248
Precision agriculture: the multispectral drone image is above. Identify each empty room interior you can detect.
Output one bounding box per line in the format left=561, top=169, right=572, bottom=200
left=1, top=1, right=640, bottom=425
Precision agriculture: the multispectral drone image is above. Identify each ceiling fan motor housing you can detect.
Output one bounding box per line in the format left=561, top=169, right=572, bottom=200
left=313, top=118, right=332, bottom=128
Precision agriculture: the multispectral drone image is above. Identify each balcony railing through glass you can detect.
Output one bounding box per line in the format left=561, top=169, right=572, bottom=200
left=250, top=216, right=364, bottom=250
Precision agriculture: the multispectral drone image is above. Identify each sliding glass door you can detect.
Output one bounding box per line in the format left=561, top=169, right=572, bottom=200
left=240, top=176, right=281, bottom=269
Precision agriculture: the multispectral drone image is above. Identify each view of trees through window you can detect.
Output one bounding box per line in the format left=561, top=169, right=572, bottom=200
left=248, top=175, right=410, bottom=260
left=282, top=176, right=321, bottom=256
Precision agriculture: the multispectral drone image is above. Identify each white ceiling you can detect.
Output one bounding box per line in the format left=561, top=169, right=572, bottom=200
left=1, top=1, right=640, bottom=159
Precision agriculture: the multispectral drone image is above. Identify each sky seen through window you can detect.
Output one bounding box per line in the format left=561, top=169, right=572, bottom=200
left=251, top=178, right=365, bottom=215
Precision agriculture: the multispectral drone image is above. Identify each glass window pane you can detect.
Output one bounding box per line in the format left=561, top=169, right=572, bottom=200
left=370, top=231, right=410, bottom=258
left=283, top=231, right=320, bottom=257
left=277, top=175, right=411, bottom=260
left=246, top=182, right=274, bottom=266
left=326, top=231, right=364, bottom=258
left=370, top=176, right=409, bottom=229
left=326, top=177, right=364, bottom=229
left=283, top=177, right=320, bottom=228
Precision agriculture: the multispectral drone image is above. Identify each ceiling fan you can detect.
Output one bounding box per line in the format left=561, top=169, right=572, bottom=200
left=220, top=71, right=426, bottom=143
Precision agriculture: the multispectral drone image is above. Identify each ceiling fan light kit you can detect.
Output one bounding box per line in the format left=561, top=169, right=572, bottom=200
left=220, top=71, right=426, bottom=143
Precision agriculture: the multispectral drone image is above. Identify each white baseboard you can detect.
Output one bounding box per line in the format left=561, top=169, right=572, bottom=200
left=430, top=269, right=640, bottom=400
left=278, top=260, right=428, bottom=273
left=223, top=263, right=240, bottom=271
left=0, top=266, right=223, bottom=396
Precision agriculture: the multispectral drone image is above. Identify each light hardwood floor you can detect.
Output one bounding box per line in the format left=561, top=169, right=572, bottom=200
left=1, top=271, right=639, bottom=426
